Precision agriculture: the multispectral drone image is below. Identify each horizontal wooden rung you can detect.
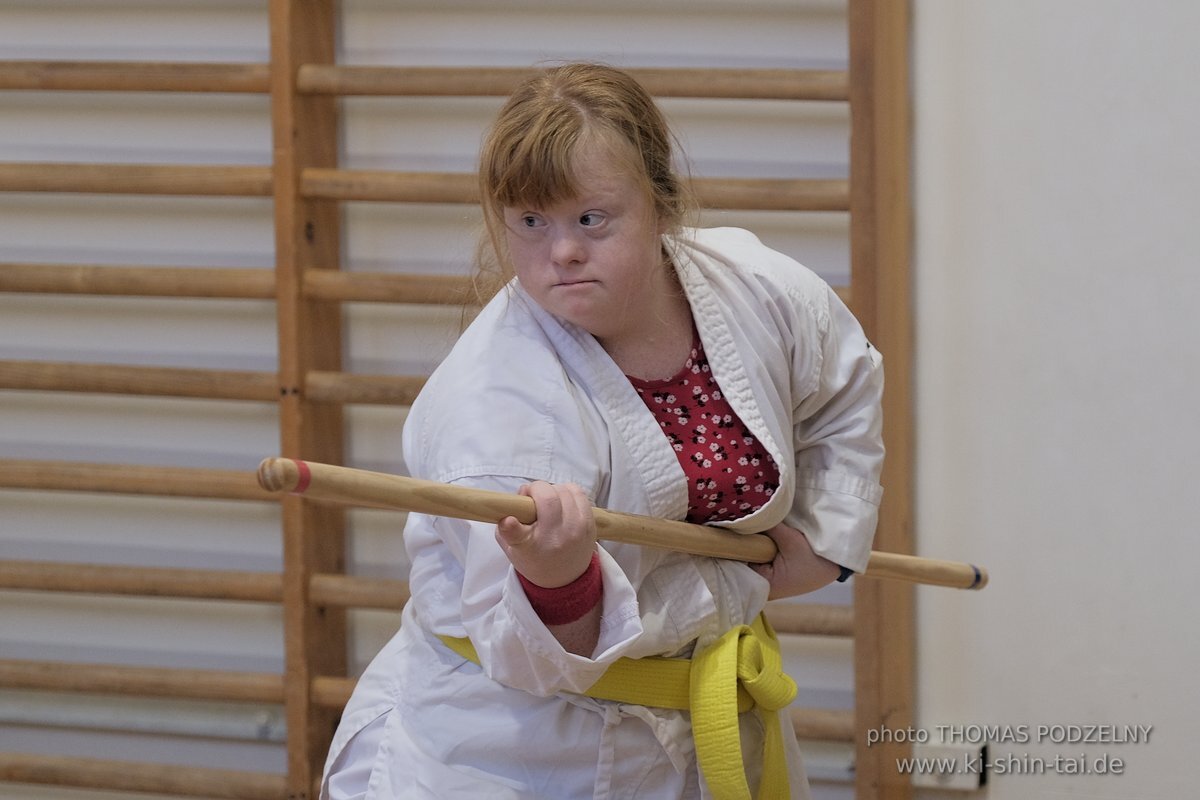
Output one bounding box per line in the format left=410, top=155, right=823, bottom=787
left=0, top=661, right=854, bottom=747
left=305, top=371, right=427, bottom=405
left=0, top=61, right=848, bottom=101
left=693, top=176, right=849, bottom=212
left=0, top=360, right=280, bottom=401
left=834, top=285, right=852, bottom=308
left=303, top=270, right=470, bottom=304
left=0, top=263, right=275, bottom=298
left=311, top=675, right=356, bottom=708
left=0, top=163, right=273, bottom=196
left=297, top=65, right=848, bottom=102
left=0, top=560, right=282, bottom=603
left=0, top=659, right=284, bottom=703
left=304, top=572, right=849, bottom=639
left=766, top=602, right=854, bottom=637
left=310, top=573, right=410, bottom=609
left=0, top=360, right=439, bottom=406
left=309, top=270, right=848, bottom=311
left=0, top=60, right=270, bottom=93
left=791, top=707, right=855, bottom=742
left=632, top=67, right=848, bottom=102
left=0, top=263, right=844, bottom=308
left=0, top=459, right=268, bottom=501
left=309, top=673, right=854, bottom=744
left=302, top=168, right=849, bottom=212
left=0, top=753, right=286, bottom=799
left=2, top=562, right=413, bottom=612
left=302, top=168, right=477, bottom=204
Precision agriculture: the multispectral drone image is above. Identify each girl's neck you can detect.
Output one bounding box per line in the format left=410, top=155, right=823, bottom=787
left=598, top=262, right=695, bottom=381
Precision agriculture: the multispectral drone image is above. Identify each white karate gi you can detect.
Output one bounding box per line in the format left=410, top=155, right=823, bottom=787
left=321, top=227, right=884, bottom=799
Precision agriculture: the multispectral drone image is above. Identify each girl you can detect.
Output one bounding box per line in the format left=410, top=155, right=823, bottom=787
left=322, top=62, right=884, bottom=800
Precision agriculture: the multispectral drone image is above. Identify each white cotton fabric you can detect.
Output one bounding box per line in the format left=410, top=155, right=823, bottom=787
left=320, top=227, right=884, bottom=800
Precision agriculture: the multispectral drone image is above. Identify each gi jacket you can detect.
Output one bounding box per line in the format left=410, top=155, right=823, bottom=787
left=320, top=227, right=884, bottom=800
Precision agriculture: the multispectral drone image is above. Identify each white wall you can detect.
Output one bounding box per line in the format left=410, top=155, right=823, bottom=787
left=912, top=2, right=1199, bottom=798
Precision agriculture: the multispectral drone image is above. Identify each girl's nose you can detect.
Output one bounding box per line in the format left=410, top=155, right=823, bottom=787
left=551, top=229, right=586, bottom=266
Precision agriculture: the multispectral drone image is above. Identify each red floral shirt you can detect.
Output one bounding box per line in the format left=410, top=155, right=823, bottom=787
left=628, top=334, right=781, bottom=523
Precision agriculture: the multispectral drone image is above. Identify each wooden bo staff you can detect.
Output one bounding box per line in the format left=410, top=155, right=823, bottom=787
left=257, top=458, right=988, bottom=590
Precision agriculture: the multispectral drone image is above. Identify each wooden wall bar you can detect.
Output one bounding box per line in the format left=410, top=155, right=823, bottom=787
left=0, top=754, right=287, bottom=800
left=301, top=271, right=469, bottom=304
left=0, top=163, right=273, bottom=196
left=0, top=361, right=279, bottom=401
left=0, top=460, right=266, bottom=500
left=0, top=1, right=911, bottom=797
left=0, top=263, right=276, bottom=298
left=267, top=1, right=348, bottom=794
left=3, top=166, right=846, bottom=213
left=296, top=64, right=849, bottom=100
left=850, top=1, right=916, bottom=798
left=0, top=61, right=846, bottom=103
left=0, top=661, right=285, bottom=704
left=0, top=561, right=282, bottom=602
left=298, top=167, right=850, bottom=211
left=0, top=61, right=270, bottom=93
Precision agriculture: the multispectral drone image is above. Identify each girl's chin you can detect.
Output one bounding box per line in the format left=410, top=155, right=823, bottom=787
left=551, top=307, right=615, bottom=337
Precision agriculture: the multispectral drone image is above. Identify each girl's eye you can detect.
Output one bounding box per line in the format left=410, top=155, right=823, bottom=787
left=521, top=215, right=540, bottom=228
left=580, top=213, right=604, bottom=226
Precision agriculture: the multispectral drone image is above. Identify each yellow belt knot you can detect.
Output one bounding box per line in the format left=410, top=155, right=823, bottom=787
left=690, top=614, right=797, bottom=800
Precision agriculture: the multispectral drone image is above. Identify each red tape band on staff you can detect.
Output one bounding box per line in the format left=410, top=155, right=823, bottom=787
left=290, top=459, right=312, bottom=495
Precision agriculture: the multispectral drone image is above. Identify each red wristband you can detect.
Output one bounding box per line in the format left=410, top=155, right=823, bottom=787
left=517, top=552, right=603, bottom=626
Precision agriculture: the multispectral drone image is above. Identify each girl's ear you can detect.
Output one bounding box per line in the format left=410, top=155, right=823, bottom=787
left=652, top=202, right=669, bottom=237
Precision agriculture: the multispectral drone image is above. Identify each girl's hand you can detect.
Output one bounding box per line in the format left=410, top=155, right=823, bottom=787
left=749, top=522, right=841, bottom=600
left=495, top=481, right=598, bottom=588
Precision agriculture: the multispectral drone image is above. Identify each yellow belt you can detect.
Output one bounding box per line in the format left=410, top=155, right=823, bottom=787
left=440, top=613, right=796, bottom=800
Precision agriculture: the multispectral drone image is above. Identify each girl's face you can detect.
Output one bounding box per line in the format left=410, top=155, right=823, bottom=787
left=502, top=139, right=667, bottom=347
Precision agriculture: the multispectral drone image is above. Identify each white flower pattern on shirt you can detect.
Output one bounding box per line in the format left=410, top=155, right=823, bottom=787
left=628, top=334, right=780, bottom=523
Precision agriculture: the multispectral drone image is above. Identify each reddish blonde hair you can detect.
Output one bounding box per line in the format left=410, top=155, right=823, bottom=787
left=472, top=63, right=692, bottom=303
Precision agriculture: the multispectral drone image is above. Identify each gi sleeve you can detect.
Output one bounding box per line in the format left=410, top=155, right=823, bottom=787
left=415, top=474, right=646, bottom=697
left=787, top=285, right=885, bottom=573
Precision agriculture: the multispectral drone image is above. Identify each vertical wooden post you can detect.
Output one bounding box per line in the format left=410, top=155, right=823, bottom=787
left=269, top=1, right=347, bottom=796
left=849, top=1, right=915, bottom=798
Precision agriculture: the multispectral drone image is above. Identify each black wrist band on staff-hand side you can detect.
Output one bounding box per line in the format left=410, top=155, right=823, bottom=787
left=836, top=565, right=855, bottom=583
